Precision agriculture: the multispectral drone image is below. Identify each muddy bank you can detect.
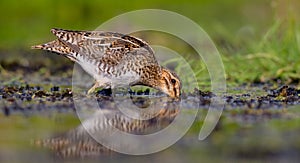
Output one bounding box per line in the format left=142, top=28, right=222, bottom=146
left=1, top=83, right=299, bottom=115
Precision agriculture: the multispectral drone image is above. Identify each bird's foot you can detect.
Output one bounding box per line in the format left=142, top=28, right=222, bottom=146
left=87, top=82, right=111, bottom=95
left=87, top=82, right=101, bottom=95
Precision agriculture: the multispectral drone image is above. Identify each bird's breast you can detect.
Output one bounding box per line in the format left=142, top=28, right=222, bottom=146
left=77, top=55, right=141, bottom=87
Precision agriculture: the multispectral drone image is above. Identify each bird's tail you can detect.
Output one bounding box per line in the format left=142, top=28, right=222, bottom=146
left=31, top=39, right=77, bottom=61
left=31, top=40, right=56, bottom=50
left=31, top=39, right=67, bottom=53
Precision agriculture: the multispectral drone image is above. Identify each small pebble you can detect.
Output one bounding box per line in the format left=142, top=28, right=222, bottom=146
left=51, top=86, right=60, bottom=92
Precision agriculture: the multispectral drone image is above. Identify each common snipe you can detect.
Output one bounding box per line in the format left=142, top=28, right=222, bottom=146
left=32, top=28, right=181, bottom=98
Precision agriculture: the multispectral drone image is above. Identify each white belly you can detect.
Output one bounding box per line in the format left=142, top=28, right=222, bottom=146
left=77, top=56, right=140, bottom=88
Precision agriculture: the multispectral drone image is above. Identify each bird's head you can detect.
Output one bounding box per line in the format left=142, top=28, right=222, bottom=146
left=158, top=68, right=181, bottom=99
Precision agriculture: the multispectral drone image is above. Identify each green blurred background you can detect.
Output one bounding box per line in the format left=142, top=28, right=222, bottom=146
left=0, top=0, right=277, bottom=49
left=0, top=0, right=299, bottom=84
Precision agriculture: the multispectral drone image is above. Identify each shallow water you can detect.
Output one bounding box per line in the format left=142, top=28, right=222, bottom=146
left=1, top=83, right=300, bottom=162
left=1, top=108, right=300, bottom=163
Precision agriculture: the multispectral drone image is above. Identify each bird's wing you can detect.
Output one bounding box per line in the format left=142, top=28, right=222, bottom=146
left=50, top=28, right=158, bottom=65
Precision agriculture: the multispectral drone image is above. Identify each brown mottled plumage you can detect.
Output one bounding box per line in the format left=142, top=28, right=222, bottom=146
left=32, top=28, right=181, bottom=98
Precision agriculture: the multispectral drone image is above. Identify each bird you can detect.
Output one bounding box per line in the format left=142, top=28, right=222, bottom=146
left=32, top=28, right=181, bottom=98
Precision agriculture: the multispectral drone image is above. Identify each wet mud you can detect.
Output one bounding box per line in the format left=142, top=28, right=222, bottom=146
left=1, top=83, right=299, bottom=116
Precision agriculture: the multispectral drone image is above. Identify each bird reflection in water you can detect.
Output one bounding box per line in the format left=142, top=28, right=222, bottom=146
left=34, top=96, right=180, bottom=157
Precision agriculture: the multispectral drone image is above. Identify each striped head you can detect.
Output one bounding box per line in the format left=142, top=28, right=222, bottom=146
left=158, top=68, right=181, bottom=98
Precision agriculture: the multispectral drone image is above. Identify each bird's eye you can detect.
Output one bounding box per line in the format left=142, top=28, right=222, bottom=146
left=171, top=79, right=176, bottom=84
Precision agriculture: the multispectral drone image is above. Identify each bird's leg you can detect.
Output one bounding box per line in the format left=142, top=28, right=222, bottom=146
left=87, top=81, right=110, bottom=94
left=87, top=82, right=100, bottom=95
